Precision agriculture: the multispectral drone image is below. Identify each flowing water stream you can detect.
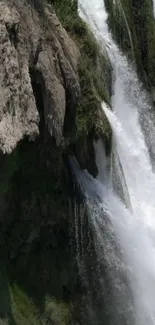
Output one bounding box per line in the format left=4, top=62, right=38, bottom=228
left=153, top=0, right=155, bottom=17
left=73, top=0, right=155, bottom=324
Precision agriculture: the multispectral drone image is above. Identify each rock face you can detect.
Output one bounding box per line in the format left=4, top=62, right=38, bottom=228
left=34, top=7, right=80, bottom=145
left=0, top=1, right=112, bottom=324
left=0, top=0, right=80, bottom=151
left=0, top=2, right=39, bottom=153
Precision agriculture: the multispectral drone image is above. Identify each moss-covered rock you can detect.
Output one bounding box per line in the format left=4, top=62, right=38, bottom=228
left=105, top=0, right=155, bottom=89
left=0, top=281, right=70, bottom=325
left=50, top=0, right=112, bottom=139
left=10, top=284, right=43, bottom=325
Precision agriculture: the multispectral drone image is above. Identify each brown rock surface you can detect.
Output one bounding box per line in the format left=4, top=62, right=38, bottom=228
left=0, top=0, right=80, bottom=152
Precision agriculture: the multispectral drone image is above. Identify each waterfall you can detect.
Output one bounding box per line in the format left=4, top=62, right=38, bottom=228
left=153, top=0, right=155, bottom=17
left=73, top=0, right=155, bottom=324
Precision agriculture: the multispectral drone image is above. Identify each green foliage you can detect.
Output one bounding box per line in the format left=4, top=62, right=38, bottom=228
left=105, top=0, right=155, bottom=88
left=10, top=284, right=43, bottom=325
left=9, top=284, right=70, bottom=325
left=50, top=0, right=112, bottom=139
left=105, top=0, right=134, bottom=57
left=76, top=57, right=109, bottom=136
left=75, top=36, right=111, bottom=137
left=80, top=29, right=99, bottom=58
left=50, top=0, right=82, bottom=35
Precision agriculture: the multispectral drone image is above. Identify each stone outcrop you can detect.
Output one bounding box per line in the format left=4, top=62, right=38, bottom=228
left=0, top=1, right=39, bottom=153
left=0, top=0, right=80, bottom=152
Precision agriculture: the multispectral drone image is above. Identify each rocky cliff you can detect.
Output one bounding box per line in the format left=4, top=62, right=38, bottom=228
left=0, top=0, right=111, bottom=324
left=1, top=0, right=155, bottom=323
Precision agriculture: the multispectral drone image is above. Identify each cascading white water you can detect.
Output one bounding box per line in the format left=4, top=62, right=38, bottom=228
left=76, top=0, right=155, bottom=324
left=153, top=0, right=155, bottom=17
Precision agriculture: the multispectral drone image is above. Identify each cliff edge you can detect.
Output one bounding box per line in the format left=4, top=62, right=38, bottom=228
left=0, top=1, right=112, bottom=324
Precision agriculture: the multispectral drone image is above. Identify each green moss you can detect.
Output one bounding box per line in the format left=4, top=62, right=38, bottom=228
left=105, top=0, right=133, bottom=57
left=50, top=0, right=78, bottom=33
left=76, top=55, right=111, bottom=137
left=50, top=0, right=112, bottom=139
left=0, top=279, right=71, bottom=325
left=49, top=0, right=87, bottom=39
left=9, top=284, right=70, bottom=325
left=10, top=284, right=42, bottom=325
left=105, top=0, right=155, bottom=88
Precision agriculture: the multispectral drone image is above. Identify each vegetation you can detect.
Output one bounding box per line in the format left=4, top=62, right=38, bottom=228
left=26, top=0, right=112, bottom=151
left=49, top=0, right=112, bottom=138
left=0, top=282, right=70, bottom=325
left=105, top=0, right=155, bottom=89
left=10, top=284, right=42, bottom=325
